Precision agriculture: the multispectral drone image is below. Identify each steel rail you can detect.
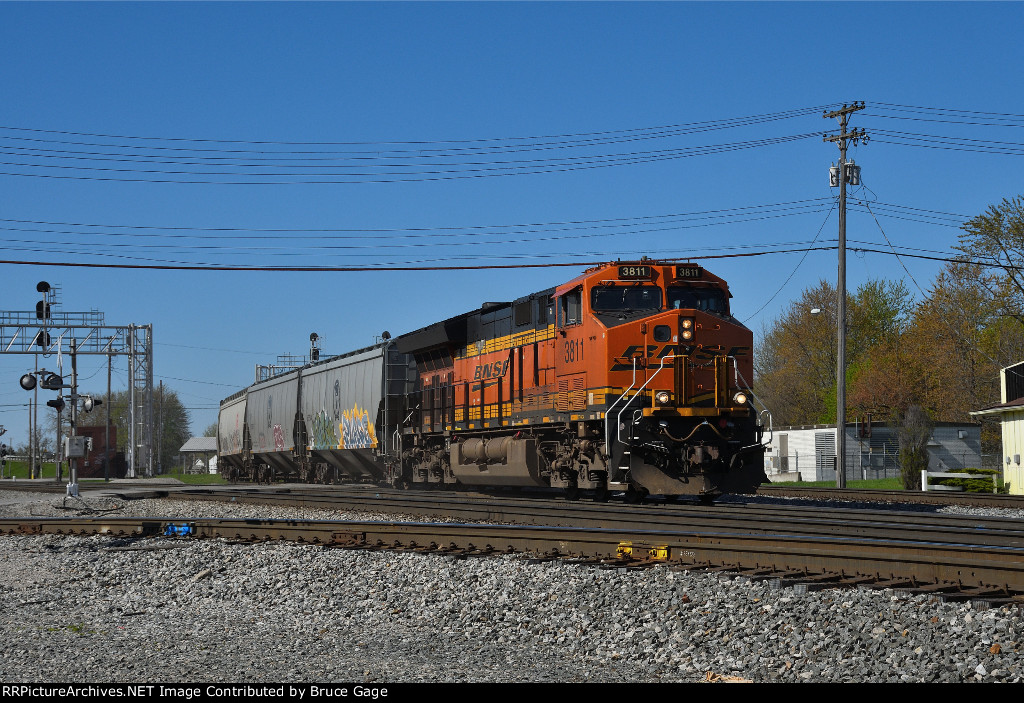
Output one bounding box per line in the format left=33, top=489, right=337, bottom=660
left=11, top=481, right=1024, bottom=548
left=10, top=478, right=1024, bottom=509
left=4, top=515, right=1024, bottom=601
left=152, top=486, right=1024, bottom=549
left=756, top=484, right=1024, bottom=508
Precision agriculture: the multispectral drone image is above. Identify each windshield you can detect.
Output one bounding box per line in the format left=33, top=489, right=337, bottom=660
left=667, top=286, right=729, bottom=314
left=592, top=286, right=663, bottom=311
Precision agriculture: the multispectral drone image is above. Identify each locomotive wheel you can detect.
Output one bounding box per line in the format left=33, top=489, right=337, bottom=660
left=625, top=487, right=648, bottom=504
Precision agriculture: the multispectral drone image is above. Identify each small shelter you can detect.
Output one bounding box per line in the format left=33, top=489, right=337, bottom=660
left=179, top=436, right=218, bottom=474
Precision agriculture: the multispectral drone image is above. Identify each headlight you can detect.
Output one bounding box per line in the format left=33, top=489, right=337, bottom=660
left=655, top=391, right=672, bottom=406
left=732, top=391, right=748, bottom=405
left=680, top=318, right=695, bottom=341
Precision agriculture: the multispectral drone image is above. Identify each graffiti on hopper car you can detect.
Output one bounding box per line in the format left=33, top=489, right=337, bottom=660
left=309, top=409, right=340, bottom=451
left=340, top=404, right=378, bottom=449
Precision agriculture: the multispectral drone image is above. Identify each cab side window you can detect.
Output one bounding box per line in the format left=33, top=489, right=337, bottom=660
left=558, top=287, right=583, bottom=327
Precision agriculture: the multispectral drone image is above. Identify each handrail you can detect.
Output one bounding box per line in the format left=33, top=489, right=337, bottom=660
left=758, top=409, right=773, bottom=448
left=604, top=359, right=638, bottom=458
left=615, top=355, right=678, bottom=444
left=732, top=357, right=774, bottom=446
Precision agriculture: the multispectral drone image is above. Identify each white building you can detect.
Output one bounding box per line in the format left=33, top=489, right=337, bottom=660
left=765, top=421, right=981, bottom=483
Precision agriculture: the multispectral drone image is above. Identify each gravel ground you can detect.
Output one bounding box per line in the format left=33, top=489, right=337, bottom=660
left=2, top=488, right=1024, bottom=683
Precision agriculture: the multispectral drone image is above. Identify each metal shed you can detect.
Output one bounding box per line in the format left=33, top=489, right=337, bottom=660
left=179, top=436, right=218, bottom=474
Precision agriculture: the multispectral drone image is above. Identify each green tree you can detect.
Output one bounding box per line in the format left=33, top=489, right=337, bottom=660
left=755, top=278, right=914, bottom=426
left=847, top=280, right=917, bottom=422
left=755, top=280, right=837, bottom=425
left=203, top=422, right=218, bottom=437
left=902, top=261, right=1024, bottom=456
left=77, top=386, right=192, bottom=473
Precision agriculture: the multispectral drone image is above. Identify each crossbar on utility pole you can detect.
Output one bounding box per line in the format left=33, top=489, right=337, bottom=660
left=824, top=102, right=868, bottom=488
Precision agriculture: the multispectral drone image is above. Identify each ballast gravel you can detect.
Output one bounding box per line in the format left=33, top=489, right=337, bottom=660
left=2, top=488, right=1024, bottom=683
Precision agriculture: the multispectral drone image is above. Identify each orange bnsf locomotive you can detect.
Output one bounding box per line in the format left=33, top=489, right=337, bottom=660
left=218, top=260, right=768, bottom=500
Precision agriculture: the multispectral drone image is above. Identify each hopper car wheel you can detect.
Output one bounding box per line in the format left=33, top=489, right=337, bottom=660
left=592, top=488, right=610, bottom=503
left=564, top=486, right=580, bottom=501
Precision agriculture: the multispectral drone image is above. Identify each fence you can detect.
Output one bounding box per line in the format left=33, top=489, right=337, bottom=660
left=921, top=469, right=999, bottom=493
left=766, top=452, right=998, bottom=482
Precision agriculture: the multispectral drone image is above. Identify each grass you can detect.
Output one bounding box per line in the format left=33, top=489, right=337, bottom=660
left=158, top=470, right=227, bottom=485
left=1, top=460, right=226, bottom=484
left=1, top=460, right=60, bottom=480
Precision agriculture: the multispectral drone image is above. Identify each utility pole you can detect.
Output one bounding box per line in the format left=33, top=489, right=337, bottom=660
left=32, top=354, right=38, bottom=479
left=158, top=380, right=163, bottom=475
left=105, top=347, right=112, bottom=481
left=824, top=102, right=868, bottom=488
left=69, top=339, right=78, bottom=496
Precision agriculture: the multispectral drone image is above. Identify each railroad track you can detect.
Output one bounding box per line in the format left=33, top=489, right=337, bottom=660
left=8, top=477, right=1024, bottom=509
left=757, top=484, right=1024, bottom=508
left=4, top=493, right=1024, bottom=607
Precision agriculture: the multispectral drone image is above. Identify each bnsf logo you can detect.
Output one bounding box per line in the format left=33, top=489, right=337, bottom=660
left=474, top=360, right=510, bottom=381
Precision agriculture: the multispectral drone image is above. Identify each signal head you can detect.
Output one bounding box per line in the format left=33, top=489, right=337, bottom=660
left=41, top=373, right=63, bottom=390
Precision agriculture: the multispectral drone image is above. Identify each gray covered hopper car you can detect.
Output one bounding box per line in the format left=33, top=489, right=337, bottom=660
left=218, top=344, right=414, bottom=484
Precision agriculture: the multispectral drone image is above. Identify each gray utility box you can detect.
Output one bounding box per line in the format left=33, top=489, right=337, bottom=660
left=64, top=436, right=90, bottom=458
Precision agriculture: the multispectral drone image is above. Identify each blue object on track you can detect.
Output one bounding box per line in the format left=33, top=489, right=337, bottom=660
left=164, top=523, right=192, bottom=537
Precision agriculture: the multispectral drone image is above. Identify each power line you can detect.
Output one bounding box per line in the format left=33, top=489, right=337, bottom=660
left=0, top=197, right=836, bottom=237
left=0, top=209, right=838, bottom=255
left=0, top=246, right=842, bottom=273
left=860, top=196, right=1000, bottom=367
left=0, top=133, right=821, bottom=184
left=0, top=104, right=838, bottom=148
left=0, top=119, right=823, bottom=159
left=742, top=199, right=837, bottom=323
left=870, top=102, right=1024, bottom=121
left=156, top=342, right=277, bottom=356
left=0, top=196, right=967, bottom=271
left=0, top=245, right=1017, bottom=273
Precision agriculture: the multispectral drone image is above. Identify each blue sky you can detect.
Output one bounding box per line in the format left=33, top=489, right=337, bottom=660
left=1, top=1, right=1021, bottom=448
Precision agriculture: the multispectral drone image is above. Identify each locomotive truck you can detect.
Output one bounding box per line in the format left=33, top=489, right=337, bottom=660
left=218, top=260, right=769, bottom=500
